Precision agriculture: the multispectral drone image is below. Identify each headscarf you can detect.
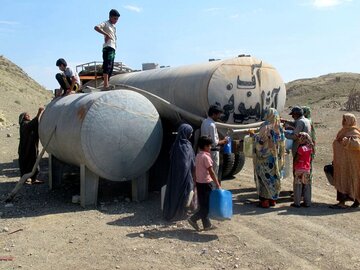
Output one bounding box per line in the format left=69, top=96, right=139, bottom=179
left=297, top=132, right=314, bottom=147
left=257, top=108, right=283, bottom=145
left=170, top=123, right=193, bottom=159
left=336, top=113, right=360, bottom=141
left=163, top=123, right=195, bottom=221
left=176, top=123, right=193, bottom=141
left=302, top=106, right=316, bottom=144
left=255, top=108, right=285, bottom=160
left=18, top=112, right=27, bottom=125
left=302, top=106, right=311, bottom=119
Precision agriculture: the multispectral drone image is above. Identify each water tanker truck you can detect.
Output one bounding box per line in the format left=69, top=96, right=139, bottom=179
left=39, top=55, right=286, bottom=207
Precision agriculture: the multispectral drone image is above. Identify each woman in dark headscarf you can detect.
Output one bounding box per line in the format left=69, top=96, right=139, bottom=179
left=18, top=107, right=44, bottom=184
left=163, top=123, right=195, bottom=221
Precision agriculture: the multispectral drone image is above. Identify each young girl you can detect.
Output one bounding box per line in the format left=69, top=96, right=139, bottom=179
left=291, top=132, right=314, bottom=208
left=188, top=136, right=221, bottom=231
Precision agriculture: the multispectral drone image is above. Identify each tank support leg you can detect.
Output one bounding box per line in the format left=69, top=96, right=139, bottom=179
left=131, top=172, right=149, bottom=202
left=48, top=154, right=64, bottom=190
left=80, top=164, right=99, bottom=208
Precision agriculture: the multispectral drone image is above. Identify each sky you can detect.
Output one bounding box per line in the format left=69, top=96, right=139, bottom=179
left=0, top=0, right=359, bottom=90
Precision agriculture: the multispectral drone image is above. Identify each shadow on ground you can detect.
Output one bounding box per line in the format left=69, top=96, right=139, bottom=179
left=126, top=228, right=218, bottom=243
left=231, top=187, right=359, bottom=216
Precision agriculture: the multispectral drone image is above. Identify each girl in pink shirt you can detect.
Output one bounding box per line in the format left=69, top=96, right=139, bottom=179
left=188, top=136, right=221, bottom=231
left=291, top=132, right=314, bottom=208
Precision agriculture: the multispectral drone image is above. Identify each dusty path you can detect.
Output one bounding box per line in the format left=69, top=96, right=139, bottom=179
left=1, top=147, right=360, bottom=270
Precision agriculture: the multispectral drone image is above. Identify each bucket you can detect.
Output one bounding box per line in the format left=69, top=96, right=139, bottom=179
left=209, top=189, right=233, bottom=220
left=243, top=135, right=253, bottom=158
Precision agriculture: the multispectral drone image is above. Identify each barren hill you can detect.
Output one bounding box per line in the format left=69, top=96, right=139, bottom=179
left=285, top=72, right=360, bottom=108
left=0, top=55, right=52, bottom=126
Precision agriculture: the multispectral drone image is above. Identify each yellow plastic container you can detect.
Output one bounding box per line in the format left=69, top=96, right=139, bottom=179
left=243, top=135, right=254, bottom=158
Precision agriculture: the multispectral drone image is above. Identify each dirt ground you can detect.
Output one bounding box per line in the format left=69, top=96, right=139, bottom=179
left=1, top=100, right=360, bottom=270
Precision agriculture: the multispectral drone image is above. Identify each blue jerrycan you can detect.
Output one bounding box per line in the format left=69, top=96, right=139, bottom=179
left=223, top=136, right=232, bottom=154
left=209, top=189, right=233, bottom=220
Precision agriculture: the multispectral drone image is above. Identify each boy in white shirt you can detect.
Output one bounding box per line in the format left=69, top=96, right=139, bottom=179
left=94, top=9, right=120, bottom=89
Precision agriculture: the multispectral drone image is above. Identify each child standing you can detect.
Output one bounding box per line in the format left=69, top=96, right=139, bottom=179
left=188, top=136, right=221, bottom=231
left=94, top=9, right=120, bottom=89
left=291, top=132, right=314, bottom=208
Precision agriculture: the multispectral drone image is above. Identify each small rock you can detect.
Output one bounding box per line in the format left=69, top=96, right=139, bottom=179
left=6, top=133, right=11, bottom=137
left=5, top=203, right=14, bottom=208
left=139, top=233, right=144, bottom=238
left=234, top=265, right=239, bottom=268
left=3, top=227, right=9, bottom=232
left=116, top=266, right=120, bottom=269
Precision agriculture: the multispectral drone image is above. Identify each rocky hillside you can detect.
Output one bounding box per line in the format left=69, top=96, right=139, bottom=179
left=0, top=56, right=52, bottom=127
left=285, top=72, right=360, bottom=108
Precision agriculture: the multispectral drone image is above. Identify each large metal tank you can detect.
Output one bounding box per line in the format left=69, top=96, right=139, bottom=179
left=110, top=55, right=286, bottom=126
left=39, top=90, right=162, bottom=181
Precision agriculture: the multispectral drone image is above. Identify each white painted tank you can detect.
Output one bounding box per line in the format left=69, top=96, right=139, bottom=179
left=110, top=55, right=286, bottom=125
left=39, top=90, right=162, bottom=181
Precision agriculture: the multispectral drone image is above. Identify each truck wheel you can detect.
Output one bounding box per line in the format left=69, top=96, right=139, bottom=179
left=229, top=152, right=246, bottom=176
left=221, top=153, right=235, bottom=179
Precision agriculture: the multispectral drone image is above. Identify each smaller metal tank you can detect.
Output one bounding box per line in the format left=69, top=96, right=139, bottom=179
left=39, top=90, right=163, bottom=181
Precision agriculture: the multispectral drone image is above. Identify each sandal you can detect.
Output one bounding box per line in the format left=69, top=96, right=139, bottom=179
left=269, top=199, right=276, bottom=207
left=260, top=200, right=270, bottom=208
left=290, top=203, right=301, bottom=208
left=350, top=201, right=360, bottom=208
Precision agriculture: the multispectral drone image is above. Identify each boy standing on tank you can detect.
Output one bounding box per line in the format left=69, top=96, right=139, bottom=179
left=94, top=9, right=120, bottom=89
left=188, top=136, right=221, bottom=231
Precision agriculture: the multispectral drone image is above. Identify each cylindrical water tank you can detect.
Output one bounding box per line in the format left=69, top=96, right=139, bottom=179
left=111, top=56, right=286, bottom=125
left=39, top=90, right=162, bottom=181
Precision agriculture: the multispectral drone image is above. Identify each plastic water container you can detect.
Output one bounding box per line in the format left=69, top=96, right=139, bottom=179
left=285, top=130, right=293, bottom=151
left=209, top=189, right=233, bottom=220
left=223, top=137, right=232, bottom=154
left=243, top=135, right=253, bottom=158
